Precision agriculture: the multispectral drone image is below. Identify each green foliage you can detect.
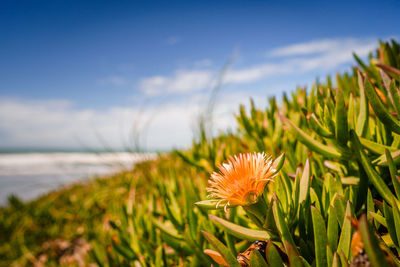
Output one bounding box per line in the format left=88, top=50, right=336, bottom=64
left=2, top=39, right=400, bottom=266
left=0, top=170, right=135, bottom=265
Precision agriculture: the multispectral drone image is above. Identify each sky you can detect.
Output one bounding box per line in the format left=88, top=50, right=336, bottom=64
left=0, top=0, right=399, bottom=151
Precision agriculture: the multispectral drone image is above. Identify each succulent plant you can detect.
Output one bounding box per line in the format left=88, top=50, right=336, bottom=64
left=3, top=40, right=400, bottom=267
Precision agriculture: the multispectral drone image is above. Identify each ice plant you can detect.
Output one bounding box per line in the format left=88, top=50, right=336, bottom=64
left=206, top=152, right=277, bottom=211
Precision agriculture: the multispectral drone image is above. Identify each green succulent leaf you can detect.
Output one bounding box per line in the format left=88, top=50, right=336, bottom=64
left=285, top=241, right=304, bottom=267
left=272, top=153, right=286, bottom=175
left=160, top=232, right=192, bottom=255
left=377, top=63, right=400, bottom=82
left=331, top=252, right=341, bottom=267
left=381, top=69, right=400, bottom=114
left=350, top=130, right=396, bottom=205
left=392, top=196, right=400, bottom=250
left=279, top=114, right=342, bottom=159
left=354, top=52, right=377, bottom=79
left=359, top=137, right=396, bottom=155
left=385, top=149, right=400, bottom=199
left=209, top=214, right=271, bottom=241
left=155, top=245, right=166, bottom=266
left=272, top=196, right=299, bottom=255
left=368, top=211, right=387, bottom=227
left=384, top=201, right=399, bottom=248
left=335, top=89, right=349, bottom=146
left=299, top=159, right=311, bottom=204
left=309, top=113, right=334, bottom=138
left=333, top=194, right=346, bottom=228
left=164, top=197, right=184, bottom=231
left=389, top=80, right=400, bottom=114
left=311, top=206, right=328, bottom=267
left=266, top=242, right=284, bottom=267
left=337, top=201, right=352, bottom=260
left=327, top=206, right=338, bottom=252
left=356, top=71, right=369, bottom=137
left=111, top=239, right=136, bottom=261
left=201, top=231, right=241, bottom=267
left=358, top=215, right=391, bottom=267
left=364, top=78, right=400, bottom=134
left=373, top=149, right=400, bottom=166
left=152, top=218, right=184, bottom=240
left=195, top=200, right=229, bottom=211
left=250, top=250, right=269, bottom=267
left=184, top=228, right=213, bottom=265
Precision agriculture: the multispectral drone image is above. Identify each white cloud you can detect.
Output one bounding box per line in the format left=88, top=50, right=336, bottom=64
left=225, top=64, right=286, bottom=84
left=282, top=38, right=377, bottom=70
left=268, top=38, right=349, bottom=57
left=139, top=70, right=213, bottom=96
left=223, top=37, right=378, bottom=84
left=0, top=93, right=250, bottom=150
left=138, top=37, right=379, bottom=95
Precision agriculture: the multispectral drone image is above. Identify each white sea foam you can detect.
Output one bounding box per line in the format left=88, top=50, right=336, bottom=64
left=0, top=152, right=157, bottom=205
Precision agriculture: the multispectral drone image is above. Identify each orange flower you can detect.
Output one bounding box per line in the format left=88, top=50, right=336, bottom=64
left=206, top=152, right=276, bottom=211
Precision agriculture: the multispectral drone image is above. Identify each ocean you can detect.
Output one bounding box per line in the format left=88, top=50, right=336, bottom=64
left=0, top=152, right=156, bottom=206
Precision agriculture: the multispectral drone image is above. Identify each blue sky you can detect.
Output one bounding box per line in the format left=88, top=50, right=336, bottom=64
left=0, top=0, right=399, bottom=151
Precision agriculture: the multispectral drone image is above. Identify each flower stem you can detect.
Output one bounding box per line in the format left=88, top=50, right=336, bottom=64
left=243, top=199, right=267, bottom=228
